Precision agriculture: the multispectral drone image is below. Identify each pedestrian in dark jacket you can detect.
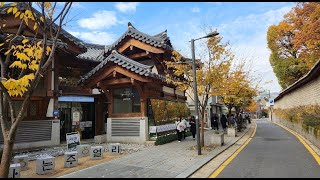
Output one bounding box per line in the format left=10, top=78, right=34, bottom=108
left=211, top=113, right=219, bottom=130
left=221, top=114, right=228, bottom=132
left=189, top=116, right=196, bottom=140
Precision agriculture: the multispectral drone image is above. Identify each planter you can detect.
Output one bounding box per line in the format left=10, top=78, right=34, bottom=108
left=227, top=127, right=236, bottom=137
left=205, top=133, right=224, bottom=146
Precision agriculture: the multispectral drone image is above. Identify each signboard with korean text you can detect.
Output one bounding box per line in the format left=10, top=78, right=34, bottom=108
left=72, top=111, right=80, bottom=122
left=66, top=132, right=80, bottom=150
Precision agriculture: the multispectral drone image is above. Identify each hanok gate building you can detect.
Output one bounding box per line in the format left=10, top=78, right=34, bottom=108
left=0, top=3, right=187, bottom=149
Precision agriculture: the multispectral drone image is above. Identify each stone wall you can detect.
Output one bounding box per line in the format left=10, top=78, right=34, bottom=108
left=274, top=76, right=320, bottom=109
left=273, top=115, right=320, bottom=149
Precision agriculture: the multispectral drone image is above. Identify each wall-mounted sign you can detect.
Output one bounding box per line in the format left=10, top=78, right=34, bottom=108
left=269, top=99, right=274, bottom=106
left=53, top=110, right=60, bottom=118
left=80, top=122, right=86, bottom=131
left=73, top=111, right=80, bottom=122
left=66, top=132, right=80, bottom=150
left=85, top=121, right=92, bottom=127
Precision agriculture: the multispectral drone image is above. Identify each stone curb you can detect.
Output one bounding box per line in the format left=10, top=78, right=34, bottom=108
left=175, top=121, right=255, bottom=178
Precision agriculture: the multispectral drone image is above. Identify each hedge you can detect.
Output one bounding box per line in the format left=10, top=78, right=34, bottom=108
left=155, top=131, right=192, bottom=145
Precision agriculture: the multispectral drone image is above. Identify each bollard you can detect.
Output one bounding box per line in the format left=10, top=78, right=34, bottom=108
left=13, top=155, right=28, bottom=171
left=64, top=151, right=78, bottom=168
left=76, top=144, right=90, bottom=158
left=90, top=146, right=104, bottom=160
left=9, top=163, right=21, bottom=178
left=108, top=143, right=121, bottom=155
left=36, top=156, right=55, bottom=175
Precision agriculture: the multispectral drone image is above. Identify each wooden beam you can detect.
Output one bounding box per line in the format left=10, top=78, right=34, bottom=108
left=114, top=67, right=152, bottom=83
left=127, top=52, right=150, bottom=59
left=118, top=39, right=165, bottom=54
left=99, top=78, right=131, bottom=87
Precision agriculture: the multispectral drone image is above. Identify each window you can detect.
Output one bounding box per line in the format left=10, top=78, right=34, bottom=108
left=113, top=87, right=141, bottom=114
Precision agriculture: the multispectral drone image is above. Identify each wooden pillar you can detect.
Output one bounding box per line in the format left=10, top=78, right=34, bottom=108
left=134, top=82, right=146, bottom=117
left=95, top=95, right=104, bottom=135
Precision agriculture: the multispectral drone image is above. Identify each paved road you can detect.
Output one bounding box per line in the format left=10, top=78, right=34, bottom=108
left=59, top=125, right=251, bottom=178
left=217, top=119, right=320, bottom=178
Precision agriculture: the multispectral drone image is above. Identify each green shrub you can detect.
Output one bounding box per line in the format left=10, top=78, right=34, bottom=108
left=155, top=131, right=192, bottom=145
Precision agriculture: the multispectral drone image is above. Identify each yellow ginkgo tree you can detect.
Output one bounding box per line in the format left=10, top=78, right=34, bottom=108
left=218, top=59, right=259, bottom=130
left=0, top=2, right=73, bottom=177
left=166, top=34, right=233, bottom=147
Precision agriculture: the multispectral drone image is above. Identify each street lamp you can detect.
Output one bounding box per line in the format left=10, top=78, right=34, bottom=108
left=190, top=30, right=219, bottom=155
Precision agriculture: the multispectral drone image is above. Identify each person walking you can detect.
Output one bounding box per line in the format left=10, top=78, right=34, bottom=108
left=189, top=116, right=196, bottom=140
left=221, top=114, right=228, bottom=132
left=175, top=118, right=185, bottom=142
left=181, top=117, right=188, bottom=140
left=211, top=113, right=219, bottom=131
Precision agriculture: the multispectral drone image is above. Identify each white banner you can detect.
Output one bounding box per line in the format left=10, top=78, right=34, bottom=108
left=149, top=124, right=176, bottom=133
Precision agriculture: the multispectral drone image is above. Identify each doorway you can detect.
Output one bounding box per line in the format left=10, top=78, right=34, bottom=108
left=60, top=108, right=72, bottom=142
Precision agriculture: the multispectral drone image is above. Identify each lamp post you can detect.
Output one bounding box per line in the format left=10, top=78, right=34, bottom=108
left=190, top=31, right=219, bottom=155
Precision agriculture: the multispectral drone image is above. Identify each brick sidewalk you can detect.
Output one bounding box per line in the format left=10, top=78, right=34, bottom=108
left=59, top=122, right=254, bottom=178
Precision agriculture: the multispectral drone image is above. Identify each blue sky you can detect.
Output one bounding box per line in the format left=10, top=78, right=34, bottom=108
left=58, top=2, right=296, bottom=93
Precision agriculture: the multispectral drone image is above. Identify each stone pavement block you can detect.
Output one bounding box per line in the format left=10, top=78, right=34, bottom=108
left=90, top=146, right=104, bottom=160
left=108, top=143, right=121, bottom=155
left=13, top=155, right=28, bottom=171
left=36, top=156, right=55, bottom=175
left=64, top=151, right=78, bottom=168
left=9, top=163, right=21, bottom=178
left=77, top=144, right=90, bottom=158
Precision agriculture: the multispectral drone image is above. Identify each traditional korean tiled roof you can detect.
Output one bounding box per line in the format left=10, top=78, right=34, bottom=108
left=79, top=50, right=166, bottom=84
left=0, top=3, right=86, bottom=51
left=76, top=43, right=105, bottom=61
left=103, top=22, right=173, bottom=55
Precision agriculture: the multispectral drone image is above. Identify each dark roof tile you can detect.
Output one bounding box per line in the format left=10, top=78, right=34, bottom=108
left=79, top=50, right=167, bottom=84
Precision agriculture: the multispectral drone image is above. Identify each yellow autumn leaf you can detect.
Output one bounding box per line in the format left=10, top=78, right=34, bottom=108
left=23, top=16, right=28, bottom=25
left=33, top=23, right=37, bottom=30
left=14, top=11, right=20, bottom=18
left=1, top=2, right=4, bottom=7
left=10, top=2, right=17, bottom=6
left=46, top=46, right=51, bottom=55
left=7, top=7, right=12, bottom=13
left=20, top=13, right=24, bottom=19
left=12, top=7, right=17, bottom=14
left=9, top=61, right=27, bottom=69
left=36, top=41, right=42, bottom=47
left=29, top=63, right=39, bottom=71
left=0, top=43, right=3, bottom=47
left=40, top=16, right=44, bottom=22
left=22, top=39, right=29, bottom=44
left=2, top=24, right=6, bottom=27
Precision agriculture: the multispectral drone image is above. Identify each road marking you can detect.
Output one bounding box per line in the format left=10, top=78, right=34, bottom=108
left=209, top=124, right=257, bottom=178
left=272, top=121, right=320, bottom=166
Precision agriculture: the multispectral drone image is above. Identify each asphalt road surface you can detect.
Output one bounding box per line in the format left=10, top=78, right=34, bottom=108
left=216, top=119, right=320, bottom=178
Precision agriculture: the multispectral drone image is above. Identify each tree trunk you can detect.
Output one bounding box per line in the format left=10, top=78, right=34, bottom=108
left=200, top=108, right=205, bottom=147
left=0, top=138, right=14, bottom=178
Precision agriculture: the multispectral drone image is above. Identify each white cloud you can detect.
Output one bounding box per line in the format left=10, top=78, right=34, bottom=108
left=68, top=31, right=117, bottom=45
left=115, top=2, right=139, bottom=13
left=191, top=7, right=200, bottom=13
left=78, top=10, right=118, bottom=30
